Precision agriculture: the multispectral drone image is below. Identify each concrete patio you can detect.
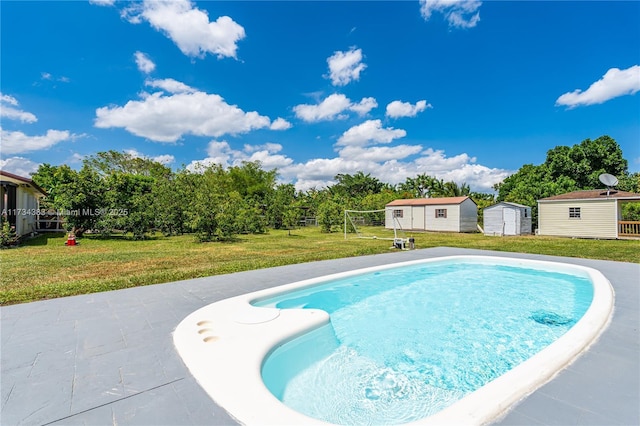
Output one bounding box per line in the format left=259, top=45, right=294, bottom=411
left=1, top=247, right=638, bottom=425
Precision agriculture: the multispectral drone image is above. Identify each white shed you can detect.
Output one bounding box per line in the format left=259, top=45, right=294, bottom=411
left=483, top=202, right=532, bottom=236
left=1, top=170, right=47, bottom=237
left=538, top=189, right=640, bottom=239
left=385, top=196, right=477, bottom=232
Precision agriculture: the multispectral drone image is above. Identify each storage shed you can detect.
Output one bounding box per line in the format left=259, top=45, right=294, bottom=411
left=1, top=170, right=47, bottom=237
left=385, top=196, right=477, bottom=232
left=483, top=202, right=532, bottom=236
left=538, top=189, right=640, bottom=239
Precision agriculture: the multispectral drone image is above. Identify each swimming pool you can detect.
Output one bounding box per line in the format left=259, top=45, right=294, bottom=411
left=173, top=255, right=614, bottom=425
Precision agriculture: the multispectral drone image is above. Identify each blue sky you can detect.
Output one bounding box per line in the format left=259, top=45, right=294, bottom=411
left=1, top=0, right=639, bottom=192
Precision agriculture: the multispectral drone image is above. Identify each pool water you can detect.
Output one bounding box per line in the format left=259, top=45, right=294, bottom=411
left=258, top=262, right=594, bottom=425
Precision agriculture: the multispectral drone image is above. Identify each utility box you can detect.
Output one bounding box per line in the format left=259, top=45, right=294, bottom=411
left=393, top=238, right=405, bottom=250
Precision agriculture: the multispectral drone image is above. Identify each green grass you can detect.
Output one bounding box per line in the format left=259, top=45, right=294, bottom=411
left=1, top=227, right=638, bottom=305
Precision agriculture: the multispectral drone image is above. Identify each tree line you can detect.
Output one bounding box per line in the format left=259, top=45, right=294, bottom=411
left=29, top=135, right=639, bottom=241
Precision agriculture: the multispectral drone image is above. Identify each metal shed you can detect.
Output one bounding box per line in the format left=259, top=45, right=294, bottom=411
left=483, top=202, right=532, bottom=236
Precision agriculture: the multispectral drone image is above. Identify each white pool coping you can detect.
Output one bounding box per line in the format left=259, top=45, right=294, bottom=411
left=173, top=255, right=614, bottom=426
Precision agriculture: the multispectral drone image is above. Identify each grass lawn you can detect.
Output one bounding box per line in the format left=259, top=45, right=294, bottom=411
left=1, top=226, right=638, bottom=305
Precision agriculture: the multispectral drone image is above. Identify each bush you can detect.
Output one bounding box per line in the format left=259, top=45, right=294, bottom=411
left=0, top=219, right=19, bottom=248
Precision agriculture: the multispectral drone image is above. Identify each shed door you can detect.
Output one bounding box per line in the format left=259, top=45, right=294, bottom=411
left=412, top=206, right=425, bottom=230
left=503, top=208, right=517, bottom=235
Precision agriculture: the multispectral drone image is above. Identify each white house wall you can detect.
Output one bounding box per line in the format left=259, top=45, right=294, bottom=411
left=385, top=206, right=413, bottom=230
left=425, top=205, right=460, bottom=232
left=386, top=199, right=477, bottom=232
left=538, top=200, right=617, bottom=239
left=1, top=174, right=43, bottom=237
left=16, top=186, right=39, bottom=236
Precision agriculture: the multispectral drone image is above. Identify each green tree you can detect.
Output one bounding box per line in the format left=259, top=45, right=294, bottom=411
left=228, top=161, right=277, bottom=202
left=494, top=136, right=632, bottom=228
left=266, top=184, right=297, bottom=229
left=84, top=150, right=172, bottom=179
left=235, top=198, right=268, bottom=235
left=98, top=173, right=155, bottom=239
left=32, top=164, right=107, bottom=236
left=185, top=165, right=227, bottom=242
left=399, top=174, right=438, bottom=198
left=618, top=172, right=640, bottom=193
left=282, top=205, right=301, bottom=236
left=152, top=173, right=188, bottom=236
left=495, top=164, right=577, bottom=228
left=317, top=198, right=344, bottom=233
left=545, top=136, right=627, bottom=188
left=330, top=172, right=385, bottom=199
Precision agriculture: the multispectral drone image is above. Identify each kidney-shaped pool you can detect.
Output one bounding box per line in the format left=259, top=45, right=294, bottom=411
left=173, top=255, right=613, bottom=425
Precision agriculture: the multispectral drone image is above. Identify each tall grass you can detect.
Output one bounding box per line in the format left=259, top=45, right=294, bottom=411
left=1, top=227, right=638, bottom=305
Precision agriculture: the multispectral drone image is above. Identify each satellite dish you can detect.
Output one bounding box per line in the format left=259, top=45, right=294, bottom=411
left=599, top=173, right=619, bottom=187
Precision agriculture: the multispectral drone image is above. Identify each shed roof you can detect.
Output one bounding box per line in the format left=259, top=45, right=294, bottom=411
left=538, top=189, right=640, bottom=202
left=386, top=196, right=472, bottom=206
left=485, top=201, right=531, bottom=210
left=0, top=170, right=47, bottom=196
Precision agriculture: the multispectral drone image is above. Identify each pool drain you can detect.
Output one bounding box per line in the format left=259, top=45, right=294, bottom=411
left=530, top=310, right=573, bottom=326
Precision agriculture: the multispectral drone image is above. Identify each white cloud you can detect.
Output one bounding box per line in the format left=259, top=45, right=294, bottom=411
left=152, top=154, right=175, bottom=165
left=135, top=51, right=156, bottom=74
left=243, top=142, right=283, bottom=154
left=350, top=97, right=378, bottom=116
left=95, top=82, right=282, bottom=142
left=336, top=120, right=407, bottom=146
left=278, top=146, right=508, bottom=193
left=293, top=94, right=378, bottom=122
left=68, top=153, right=86, bottom=164
left=420, top=0, right=481, bottom=29
left=124, top=149, right=175, bottom=165
left=555, top=65, right=640, bottom=108
left=0, top=128, right=75, bottom=154
left=245, top=149, right=293, bottom=169
left=326, top=47, right=367, bottom=86
left=0, top=94, right=37, bottom=123
left=386, top=100, right=431, bottom=118
left=187, top=140, right=293, bottom=172
left=269, top=117, right=292, bottom=130
left=124, top=0, right=245, bottom=59
left=185, top=139, right=508, bottom=193
left=40, top=72, right=69, bottom=83
left=0, top=156, right=40, bottom=177
left=1, top=94, right=18, bottom=106
left=338, top=145, right=423, bottom=162
left=294, top=94, right=352, bottom=122
left=89, top=0, right=115, bottom=6
left=145, top=78, right=194, bottom=94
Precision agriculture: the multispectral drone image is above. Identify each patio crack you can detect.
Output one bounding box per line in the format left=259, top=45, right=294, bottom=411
left=41, top=377, right=185, bottom=426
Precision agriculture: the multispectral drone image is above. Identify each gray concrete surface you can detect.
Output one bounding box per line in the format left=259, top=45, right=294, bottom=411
left=1, top=247, right=638, bottom=425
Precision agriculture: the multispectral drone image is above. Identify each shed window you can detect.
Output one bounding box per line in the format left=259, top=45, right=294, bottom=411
left=435, top=208, right=447, bottom=218
left=569, top=207, right=581, bottom=219
left=393, top=209, right=403, bottom=218
left=524, top=209, right=529, bottom=218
